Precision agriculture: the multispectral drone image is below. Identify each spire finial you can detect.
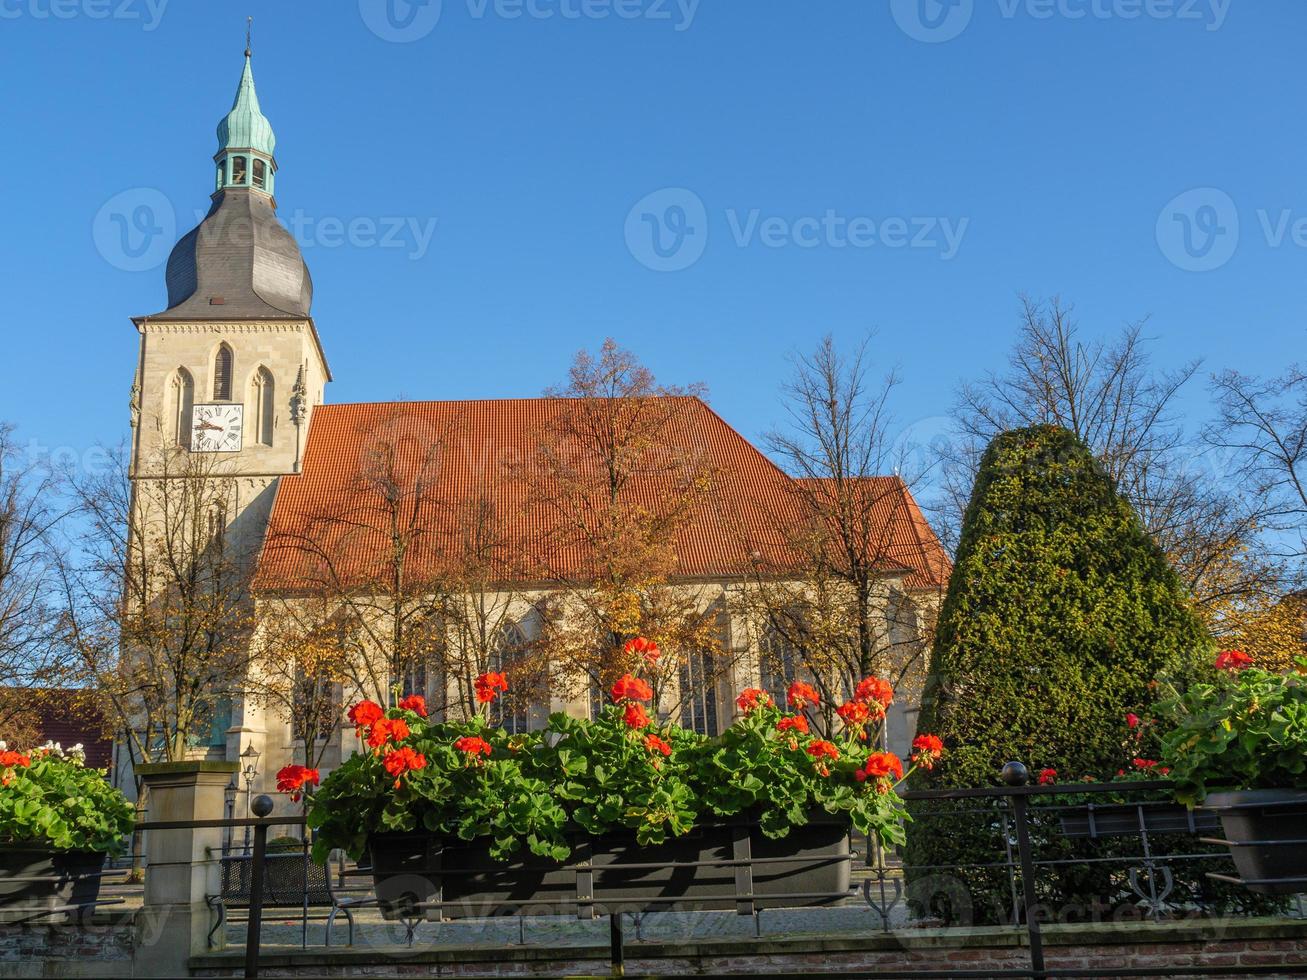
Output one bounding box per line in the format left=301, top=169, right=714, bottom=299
left=244, top=16, right=252, bottom=58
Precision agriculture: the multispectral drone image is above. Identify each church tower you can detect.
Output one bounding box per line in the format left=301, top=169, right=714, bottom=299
left=129, top=46, right=330, bottom=548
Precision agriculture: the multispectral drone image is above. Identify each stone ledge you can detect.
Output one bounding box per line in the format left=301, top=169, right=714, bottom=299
left=136, top=760, right=240, bottom=776
left=189, top=916, right=1307, bottom=969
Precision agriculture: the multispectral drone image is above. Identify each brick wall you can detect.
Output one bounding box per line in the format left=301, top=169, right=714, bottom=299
left=0, top=913, right=134, bottom=979
left=188, top=917, right=1307, bottom=978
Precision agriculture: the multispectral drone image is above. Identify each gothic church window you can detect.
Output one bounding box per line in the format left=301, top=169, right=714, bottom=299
left=213, top=345, right=233, bottom=401
left=488, top=623, right=532, bottom=735
left=171, top=368, right=194, bottom=449
left=251, top=367, right=275, bottom=446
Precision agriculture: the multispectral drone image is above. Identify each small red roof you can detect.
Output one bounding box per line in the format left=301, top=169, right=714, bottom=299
left=253, top=398, right=950, bottom=594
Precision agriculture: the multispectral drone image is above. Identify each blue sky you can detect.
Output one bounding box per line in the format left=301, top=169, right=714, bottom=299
left=1, top=0, right=1301, bottom=490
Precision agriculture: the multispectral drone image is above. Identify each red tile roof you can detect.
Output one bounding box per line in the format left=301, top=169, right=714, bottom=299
left=253, top=398, right=950, bottom=594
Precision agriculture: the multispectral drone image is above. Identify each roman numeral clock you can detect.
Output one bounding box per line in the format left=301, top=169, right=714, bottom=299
left=191, top=403, right=244, bottom=453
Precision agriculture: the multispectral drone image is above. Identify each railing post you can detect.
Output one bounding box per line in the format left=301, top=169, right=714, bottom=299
left=243, top=794, right=274, bottom=980
left=1001, top=762, right=1046, bottom=980
left=609, top=911, right=624, bottom=977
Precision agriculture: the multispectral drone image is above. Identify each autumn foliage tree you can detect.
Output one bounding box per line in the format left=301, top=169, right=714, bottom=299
left=523, top=340, right=727, bottom=720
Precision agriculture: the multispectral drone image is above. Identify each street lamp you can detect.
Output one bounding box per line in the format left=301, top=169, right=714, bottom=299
left=240, top=744, right=261, bottom=853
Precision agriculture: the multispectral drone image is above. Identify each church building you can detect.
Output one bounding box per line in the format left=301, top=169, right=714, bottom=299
left=124, top=51, right=950, bottom=798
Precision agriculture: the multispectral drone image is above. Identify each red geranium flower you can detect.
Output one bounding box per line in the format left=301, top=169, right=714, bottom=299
left=643, top=734, right=672, bottom=757
left=1126, top=713, right=1140, bottom=730
left=624, top=637, right=661, bottom=666
left=623, top=702, right=651, bottom=729
left=398, top=694, right=428, bottom=717
left=806, top=740, right=840, bottom=761
left=453, top=736, right=492, bottom=759
left=611, top=674, right=653, bottom=703
left=366, top=717, right=410, bottom=750
left=735, top=688, right=769, bottom=714
left=0, top=750, right=31, bottom=787
left=836, top=700, right=872, bottom=727
left=474, top=672, right=509, bottom=704
left=859, top=751, right=904, bottom=783
left=1038, top=768, right=1058, bottom=786
left=383, top=746, right=427, bottom=787
left=787, top=680, right=821, bottom=711
left=910, top=734, right=944, bottom=770
left=776, top=714, right=809, bottom=734
left=1132, top=758, right=1160, bottom=770
left=853, top=677, right=894, bottom=708
left=275, top=764, right=320, bottom=802
left=347, top=700, right=384, bottom=733
left=1214, top=650, right=1253, bottom=672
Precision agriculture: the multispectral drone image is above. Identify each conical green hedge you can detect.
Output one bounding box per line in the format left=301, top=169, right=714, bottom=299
left=906, top=424, right=1212, bottom=923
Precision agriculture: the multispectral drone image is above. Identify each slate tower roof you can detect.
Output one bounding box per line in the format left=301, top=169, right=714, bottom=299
left=143, top=50, right=312, bottom=321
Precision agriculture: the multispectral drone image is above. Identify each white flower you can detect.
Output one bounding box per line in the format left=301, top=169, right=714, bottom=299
left=0, top=740, right=7, bottom=751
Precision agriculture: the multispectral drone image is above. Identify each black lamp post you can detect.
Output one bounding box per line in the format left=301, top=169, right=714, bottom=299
left=240, top=743, right=261, bottom=853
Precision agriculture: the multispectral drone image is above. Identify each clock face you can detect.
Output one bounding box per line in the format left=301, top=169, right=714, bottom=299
left=192, top=403, right=244, bottom=453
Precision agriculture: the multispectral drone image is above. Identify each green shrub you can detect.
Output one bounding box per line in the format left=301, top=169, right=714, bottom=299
left=0, top=744, right=135, bottom=854
left=906, top=424, right=1212, bottom=923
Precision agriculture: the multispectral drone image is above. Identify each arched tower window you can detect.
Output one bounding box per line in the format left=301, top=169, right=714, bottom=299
left=252, top=159, right=267, bottom=190
left=213, top=345, right=233, bottom=401
left=250, top=367, right=275, bottom=446
left=215, top=159, right=226, bottom=192
left=231, top=156, right=248, bottom=185
left=171, top=368, right=195, bottom=449
left=489, top=623, right=532, bottom=735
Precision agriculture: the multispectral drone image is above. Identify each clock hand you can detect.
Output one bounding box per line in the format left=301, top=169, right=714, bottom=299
left=196, top=421, right=224, bottom=431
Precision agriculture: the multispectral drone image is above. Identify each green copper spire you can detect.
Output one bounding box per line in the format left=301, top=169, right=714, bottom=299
left=216, top=52, right=275, bottom=157
left=213, top=31, right=277, bottom=196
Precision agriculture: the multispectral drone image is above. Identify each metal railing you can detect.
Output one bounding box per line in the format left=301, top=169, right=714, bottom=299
left=72, top=767, right=1305, bottom=980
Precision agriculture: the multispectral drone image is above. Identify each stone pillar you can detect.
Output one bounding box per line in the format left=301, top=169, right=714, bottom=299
left=133, top=761, right=238, bottom=978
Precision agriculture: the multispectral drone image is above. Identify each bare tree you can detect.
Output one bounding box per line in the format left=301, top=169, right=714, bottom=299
left=940, top=296, right=1285, bottom=627
left=259, top=411, right=455, bottom=711
left=738, top=335, right=945, bottom=711
left=59, top=442, right=255, bottom=765
left=0, top=425, right=70, bottom=743
left=1209, top=366, right=1307, bottom=565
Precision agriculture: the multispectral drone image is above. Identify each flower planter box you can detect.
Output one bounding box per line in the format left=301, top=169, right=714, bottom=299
left=1058, top=803, right=1219, bottom=840
left=369, top=812, right=852, bottom=921
left=0, top=849, right=105, bottom=912
left=1205, top=789, right=1307, bottom=895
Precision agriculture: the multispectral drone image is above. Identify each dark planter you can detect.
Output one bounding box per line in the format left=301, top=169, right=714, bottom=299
left=1205, top=789, right=1307, bottom=895
left=1058, top=803, right=1220, bottom=840
left=0, top=849, right=105, bottom=911
left=369, top=812, right=851, bottom=921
